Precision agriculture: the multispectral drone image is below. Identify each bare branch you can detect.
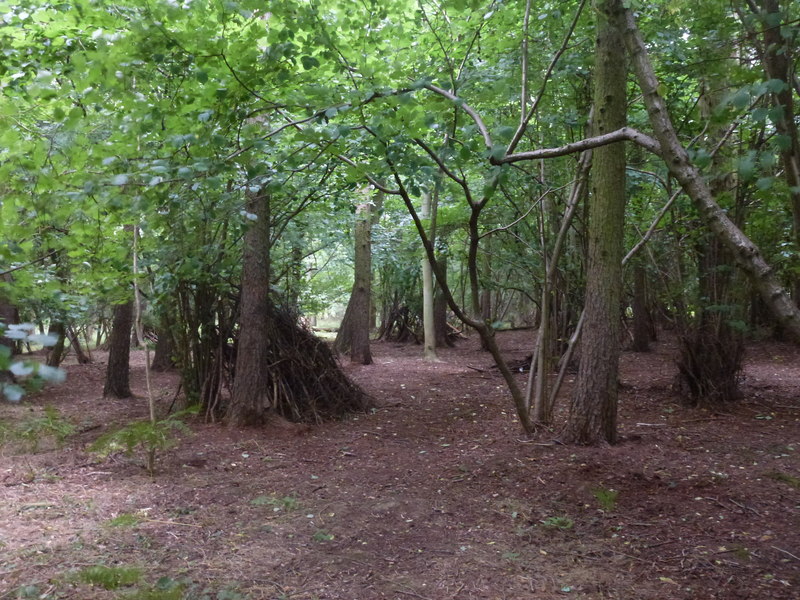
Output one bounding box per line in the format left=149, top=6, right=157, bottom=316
left=497, top=127, right=661, bottom=164
left=622, top=188, right=681, bottom=265
left=0, top=250, right=59, bottom=277
left=424, top=84, right=494, bottom=150
left=507, top=0, right=589, bottom=155
left=412, top=138, right=475, bottom=206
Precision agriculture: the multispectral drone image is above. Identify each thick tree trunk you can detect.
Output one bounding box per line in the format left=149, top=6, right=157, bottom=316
left=564, top=0, right=627, bottom=445
left=103, top=301, right=133, bottom=398
left=615, top=4, right=800, bottom=341
left=229, top=189, right=273, bottom=426
left=151, top=327, right=176, bottom=371
left=334, top=193, right=373, bottom=365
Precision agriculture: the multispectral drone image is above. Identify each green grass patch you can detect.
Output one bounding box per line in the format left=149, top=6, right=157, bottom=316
left=312, top=529, right=334, bottom=542
left=592, top=486, right=619, bottom=511
left=765, top=470, right=800, bottom=489
left=105, top=513, right=142, bottom=528
left=540, top=516, right=574, bottom=530
left=75, top=565, right=142, bottom=589
left=250, top=494, right=299, bottom=511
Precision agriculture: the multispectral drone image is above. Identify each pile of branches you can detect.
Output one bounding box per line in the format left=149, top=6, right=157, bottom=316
left=255, top=306, right=372, bottom=423
left=376, top=305, right=420, bottom=343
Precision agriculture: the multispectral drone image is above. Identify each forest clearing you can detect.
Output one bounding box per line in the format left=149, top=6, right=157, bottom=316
left=3, top=0, right=800, bottom=597
left=1, top=330, right=799, bottom=600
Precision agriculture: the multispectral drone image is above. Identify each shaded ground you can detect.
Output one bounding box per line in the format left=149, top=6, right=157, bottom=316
left=1, top=331, right=799, bottom=599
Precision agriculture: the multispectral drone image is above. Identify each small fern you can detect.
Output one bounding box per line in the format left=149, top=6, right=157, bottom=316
left=90, top=408, right=195, bottom=475
left=15, top=406, right=75, bottom=452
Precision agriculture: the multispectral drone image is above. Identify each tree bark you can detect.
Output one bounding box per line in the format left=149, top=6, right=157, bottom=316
left=46, top=322, right=67, bottom=368
left=614, top=3, right=800, bottom=341
left=348, top=197, right=373, bottom=365
left=564, top=0, right=627, bottom=445
left=334, top=190, right=374, bottom=365
left=421, top=190, right=438, bottom=360
left=434, top=254, right=453, bottom=347
left=151, top=327, right=176, bottom=371
left=229, top=188, right=274, bottom=426
left=103, top=301, right=133, bottom=398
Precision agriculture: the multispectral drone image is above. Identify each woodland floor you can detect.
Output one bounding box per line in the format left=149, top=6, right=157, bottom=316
left=1, top=330, right=799, bottom=600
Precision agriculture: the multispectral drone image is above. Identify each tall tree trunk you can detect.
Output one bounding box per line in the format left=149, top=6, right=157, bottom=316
left=434, top=254, right=453, bottom=347
left=348, top=197, right=373, bottom=365
left=564, top=0, right=627, bottom=445
left=103, top=301, right=133, bottom=398
left=421, top=190, right=438, bottom=360
left=229, top=188, right=273, bottom=426
left=334, top=190, right=374, bottom=365
left=614, top=3, right=800, bottom=341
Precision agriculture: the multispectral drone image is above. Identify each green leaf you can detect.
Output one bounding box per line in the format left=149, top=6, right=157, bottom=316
left=693, top=148, right=712, bottom=169
left=730, top=90, right=750, bottom=110
left=112, top=174, right=129, bottom=186
left=737, top=156, right=757, bottom=181
left=2, top=383, right=24, bottom=402
left=765, top=78, right=788, bottom=94
left=301, top=55, right=319, bottom=70
left=750, top=107, right=769, bottom=123
left=756, top=176, right=774, bottom=191
left=495, top=125, right=516, bottom=140
left=490, top=145, right=506, bottom=161
left=775, top=134, right=792, bottom=151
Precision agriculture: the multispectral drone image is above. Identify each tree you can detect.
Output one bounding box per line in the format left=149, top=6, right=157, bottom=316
left=420, top=189, right=438, bottom=360
left=334, top=188, right=375, bottom=365
left=614, top=3, right=800, bottom=341
left=563, top=0, right=627, bottom=445
left=229, top=188, right=273, bottom=426
left=745, top=0, right=800, bottom=302
left=103, top=299, right=134, bottom=399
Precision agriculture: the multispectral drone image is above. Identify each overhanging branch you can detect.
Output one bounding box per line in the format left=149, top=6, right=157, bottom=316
left=496, top=127, right=661, bottom=164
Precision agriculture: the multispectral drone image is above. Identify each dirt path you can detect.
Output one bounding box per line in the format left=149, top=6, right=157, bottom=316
left=1, top=331, right=799, bottom=599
